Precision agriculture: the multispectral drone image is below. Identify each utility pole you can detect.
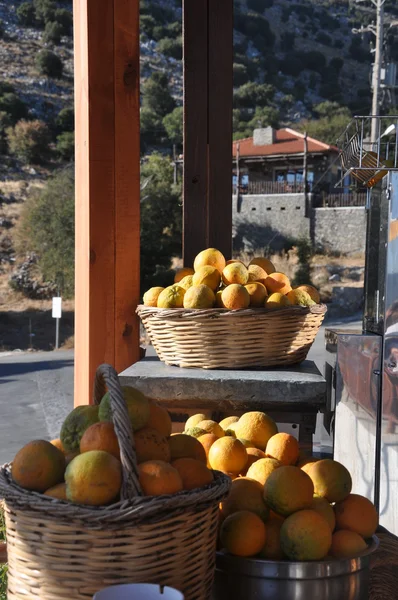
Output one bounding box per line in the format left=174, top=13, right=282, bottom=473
left=303, top=132, right=309, bottom=215
left=236, top=142, right=240, bottom=212
left=353, top=0, right=387, bottom=143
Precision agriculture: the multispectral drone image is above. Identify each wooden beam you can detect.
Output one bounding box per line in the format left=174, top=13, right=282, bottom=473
left=182, top=0, right=209, bottom=266
left=207, top=0, right=233, bottom=258
left=74, top=0, right=140, bottom=405
left=182, top=0, right=233, bottom=265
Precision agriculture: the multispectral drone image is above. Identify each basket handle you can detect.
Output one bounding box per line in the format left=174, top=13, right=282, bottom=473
left=93, top=363, right=143, bottom=499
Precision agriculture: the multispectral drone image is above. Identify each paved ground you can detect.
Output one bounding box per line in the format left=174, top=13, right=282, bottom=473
left=0, top=315, right=362, bottom=464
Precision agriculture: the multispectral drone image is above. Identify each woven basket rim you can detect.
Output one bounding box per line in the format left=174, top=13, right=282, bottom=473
left=0, top=465, right=230, bottom=529
left=137, top=303, right=327, bottom=320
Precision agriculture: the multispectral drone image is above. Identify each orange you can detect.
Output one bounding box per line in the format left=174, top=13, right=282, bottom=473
left=192, top=266, right=221, bottom=291
left=235, top=411, right=278, bottom=451
left=215, top=290, right=225, bottom=307
left=194, top=248, right=226, bottom=274
left=12, top=440, right=65, bottom=493
left=259, top=517, right=284, bottom=560
left=241, top=448, right=266, bottom=475
left=208, top=437, right=248, bottom=475
left=265, top=433, right=299, bottom=466
left=168, top=434, right=207, bottom=464
left=330, top=530, right=367, bottom=559
left=50, top=438, right=66, bottom=454
left=220, top=477, right=269, bottom=521
left=307, top=459, right=352, bottom=503
left=249, top=257, right=275, bottom=275
left=61, top=405, right=100, bottom=454
left=334, top=494, right=378, bottom=538
left=183, top=284, right=215, bottom=308
left=198, top=433, right=219, bottom=467
left=138, top=460, right=183, bottom=496
left=178, top=275, right=194, bottom=291
left=264, top=272, right=292, bottom=295
left=44, top=482, right=67, bottom=500
left=220, top=510, right=266, bottom=557
left=157, top=285, right=185, bottom=308
left=281, top=509, right=332, bottom=560
left=99, top=386, right=149, bottom=432
left=286, top=289, right=315, bottom=307
left=222, top=263, right=249, bottom=286
left=248, top=264, right=268, bottom=285
left=147, top=401, right=172, bottom=438
left=295, top=284, right=320, bottom=304
left=197, top=420, right=225, bottom=438
left=312, top=496, right=336, bottom=532
left=143, top=287, right=165, bottom=307
left=185, top=413, right=207, bottom=429
left=263, top=466, right=314, bottom=516
left=266, top=293, right=291, bottom=308
left=134, top=427, right=171, bottom=464
left=226, top=259, right=245, bottom=266
left=80, top=422, right=120, bottom=459
left=174, top=267, right=194, bottom=283
left=221, top=284, right=250, bottom=310
left=171, top=457, right=213, bottom=490
left=245, top=282, right=268, bottom=307
left=246, top=457, right=282, bottom=486
left=219, top=416, right=240, bottom=431
left=65, top=450, right=122, bottom=506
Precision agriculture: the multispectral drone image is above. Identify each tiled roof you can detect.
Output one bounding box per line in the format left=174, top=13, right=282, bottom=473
left=233, top=128, right=338, bottom=158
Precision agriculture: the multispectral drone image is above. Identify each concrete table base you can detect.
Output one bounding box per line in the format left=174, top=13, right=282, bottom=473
left=119, top=358, right=326, bottom=453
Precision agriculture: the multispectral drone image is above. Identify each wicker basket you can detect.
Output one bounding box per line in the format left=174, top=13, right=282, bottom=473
left=137, top=304, right=327, bottom=369
left=0, top=364, right=231, bottom=600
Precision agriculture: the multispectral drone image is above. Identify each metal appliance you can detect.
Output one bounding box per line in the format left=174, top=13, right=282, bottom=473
left=326, top=116, right=398, bottom=534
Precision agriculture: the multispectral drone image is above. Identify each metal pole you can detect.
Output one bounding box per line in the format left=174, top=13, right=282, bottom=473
left=303, top=131, right=309, bottom=213
left=55, top=318, right=60, bottom=350
left=371, top=0, right=385, bottom=144
left=236, top=142, right=240, bottom=211
left=173, top=144, right=177, bottom=185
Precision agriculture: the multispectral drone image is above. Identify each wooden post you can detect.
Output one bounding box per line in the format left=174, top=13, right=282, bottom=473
left=74, top=0, right=140, bottom=405
left=182, top=0, right=233, bottom=265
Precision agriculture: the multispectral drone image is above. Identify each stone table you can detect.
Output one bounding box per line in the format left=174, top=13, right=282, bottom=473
left=119, top=358, right=327, bottom=451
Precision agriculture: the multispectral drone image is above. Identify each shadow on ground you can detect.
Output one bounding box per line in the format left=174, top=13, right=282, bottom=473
left=0, top=359, right=74, bottom=380
left=0, top=309, right=74, bottom=351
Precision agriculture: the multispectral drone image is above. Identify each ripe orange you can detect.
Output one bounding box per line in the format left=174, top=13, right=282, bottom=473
left=221, top=284, right=250, bottom=310
left=235, top=411, right=278, bottom=451
left=174, top=267, right=194, bottom=283
left=80, top=422, right=120, bottom=459
left=330, top=529, right=367, bottom=559
left=264, top=272, right=292, bottom=295
left=245, top=282, right=268, bottom=307
left=147, top=401, right=172, bottom=438
left=295, top=285, right=320, bottom=304
left=65, top=450, right=122, bottom=506
left=259, top=517, right=284, bottom=560
left=134, top=427, right=171, bottom=464
left=220, top=510, right=267, bottom=557
left=334, top=494, right=378, bottom=538
left=171, top=457, right=213, bottom=490
left=197, top=420, right=225, bottom=438
left=263, top=466, right=314, bottom=516
left=12, top=440, right=65, bottom=493
left=168, top=434, right=207, bottom=464
left=249, top=257, right=275, bottom=275
left=220, top=477, right=269, bottom=521
left=281, top=509, right=332, bottom=560
left=194, top=248, right=226, bottom=274
left=197, top=433, right=219, bottom=467
left=265, top=433, right=299, bottom=466
left=312, top=496, right=336, bottom=532
left=246, top=457, right=282, bottom=486
left=138, top=460, right=183, bottom=496
left=208, top=437, right=248, bottom=475
left=241, top=448, right=266, bottom=475
left=222, top=263, right=249, bottom=286
left=307, top=459, right=352, bottom=503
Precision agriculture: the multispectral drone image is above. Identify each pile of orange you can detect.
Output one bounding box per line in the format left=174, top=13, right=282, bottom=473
left=11, top=389, right=214, bottom=506
left=143, top=247, right=320, bottom=310
left=180, top=411, right=378, bottom=562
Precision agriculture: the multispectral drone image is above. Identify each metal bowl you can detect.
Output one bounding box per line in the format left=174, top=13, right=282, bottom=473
left=212, top=536, right=379, bottom=600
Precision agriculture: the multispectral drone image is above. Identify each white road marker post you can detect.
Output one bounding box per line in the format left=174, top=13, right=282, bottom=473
left=52, top=297, right=62, bottom=350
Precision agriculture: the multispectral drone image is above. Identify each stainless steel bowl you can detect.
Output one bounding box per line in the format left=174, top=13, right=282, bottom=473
left=212, top=536, right=379, bottom=600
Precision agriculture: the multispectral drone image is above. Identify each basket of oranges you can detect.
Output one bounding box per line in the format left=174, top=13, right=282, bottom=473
left=137, top=248, right=327, bottom=369
left=0, top=365, right=231, bottom=600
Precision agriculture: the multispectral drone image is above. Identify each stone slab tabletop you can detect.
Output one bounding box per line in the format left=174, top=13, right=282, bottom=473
left=119, top=357, right=326, bottom=411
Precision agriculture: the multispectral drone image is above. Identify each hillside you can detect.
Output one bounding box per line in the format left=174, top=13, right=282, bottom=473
left=0, top=0, right=397, bottom=350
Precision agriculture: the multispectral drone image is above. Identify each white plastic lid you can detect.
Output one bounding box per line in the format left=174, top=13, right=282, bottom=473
left=93, top=583, right=184, bottom=600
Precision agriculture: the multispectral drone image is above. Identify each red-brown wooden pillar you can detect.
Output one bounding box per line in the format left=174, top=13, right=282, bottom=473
left=183, top=0, right=233, bottom=266
left=74, top=0, right=140, bottom=405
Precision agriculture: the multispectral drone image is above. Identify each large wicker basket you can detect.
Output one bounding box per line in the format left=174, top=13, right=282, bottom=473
left=0, top=364, right=231, bottom=600
left=137, top=304, right=327, bottom=369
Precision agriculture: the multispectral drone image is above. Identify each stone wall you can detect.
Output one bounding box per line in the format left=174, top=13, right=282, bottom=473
left=232, top=194, right=366, bottom=255
left=312, top=207, right=366, bottom=255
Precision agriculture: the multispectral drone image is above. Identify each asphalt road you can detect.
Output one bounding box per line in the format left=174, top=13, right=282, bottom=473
left=0, top=316, right=362, bottom=464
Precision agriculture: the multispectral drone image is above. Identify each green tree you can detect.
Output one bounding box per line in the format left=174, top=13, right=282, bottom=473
left=234, top=82, right=275, bottom=109
left=0, top=92, right=28, bottom=124
left=248, top=106, right=280, bottom=129
left=33, top=0, right=56, bottom=25
left=56, top=106, right=74, bottom=133
left=17, top=168, right=75, bottom=296
left=140, top=107, right=166, bottom=149
left=36, top=49, right=63, bottom=78
left=157, top=36, right=182, bottom=60
left=140, top=153, right=182, bottom=292
left=43, top=20, right=63, bottom=44
left=56, top=131, right=74, bottom=161
left=142, top=72, right=176, bottom=118
left=7, top=119, right=51, bottom=164
left=299, top=103, right=352, bottom=145
left=163, top=106, right=183, bottom=147
left=17, top=2, right=36, bottom=26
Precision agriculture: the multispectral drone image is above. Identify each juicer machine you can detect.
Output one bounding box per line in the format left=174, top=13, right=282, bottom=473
left=326, top=116, right=398, bottom=534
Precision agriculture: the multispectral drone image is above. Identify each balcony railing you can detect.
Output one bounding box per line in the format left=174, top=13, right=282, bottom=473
left=314, top=192, right=367, bottom=208
left=233, top=181, right=307, bottom=195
